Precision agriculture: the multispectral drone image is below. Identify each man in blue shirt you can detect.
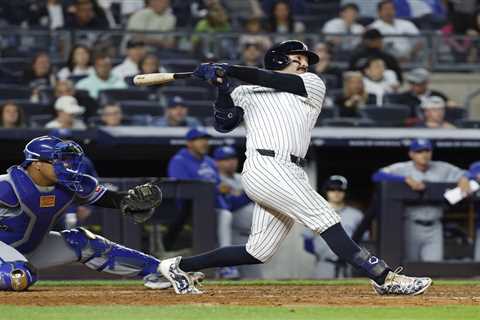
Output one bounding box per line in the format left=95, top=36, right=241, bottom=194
left=152, top=96, right=201, bottom=127
left=167, top=128, right=239, bottom=278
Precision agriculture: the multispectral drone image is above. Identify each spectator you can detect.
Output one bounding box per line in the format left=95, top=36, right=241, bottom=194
left=368, top=0, right=421, bottom=61
left=127, top=0, right=176, bottom=48
left=214, top=145, right=259, bottom=279
left=112, top=40, right=147, bottom=80
left=54, top=79, right=99, bottom=118
left=0, top=101, right=26, bottom=129
left=362, top=57, right=399, bottom=106
left=349, top=28, right=403, bottom=83
left=303, top=175, right=364, bottom=279
left=238, top=17, right=272, bottom=52
left=57, top=44, right=94, bottom=81
left=26, top=0, right=66, bottom=29
left=312, top=42, right=343, bottom=89
left=22, top=52, right=56, bottom=89
left=193, top=2, right=231, bottom=56
left=322, top=3, right=365, bottom=50
left=167, top=128, right=237, bottom=278
left=262, top=0, right=305, bottom=17
left=372, top=138, right=470, bottom=262
left=138, top=53, right=167, bottom=74
left=394, top=68, right=452, bottom=118
left=46, top=96, right=87, bottom=129
left=64, top=0, right=110, bottom=29
left=99, top=103, right=124, bottom=127
left=239, top=42, right=263, bottom=68
left=266, top=0, right=305, bottom=34
left=152, top=96, right=200, bottom=127
left=334, top=71, right=377, bottom=117
left=76, top=52, right=126, bottom=99
left=416, top=96, right=456, bottom=129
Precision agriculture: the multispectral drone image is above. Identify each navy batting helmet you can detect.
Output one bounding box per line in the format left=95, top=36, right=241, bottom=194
left=264, top=40, right=319, bottom=70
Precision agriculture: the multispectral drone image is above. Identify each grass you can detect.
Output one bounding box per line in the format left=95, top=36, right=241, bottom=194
left=0, top=305, right=479, bottom=320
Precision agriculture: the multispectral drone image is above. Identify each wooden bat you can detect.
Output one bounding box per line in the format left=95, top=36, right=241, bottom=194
left=133, top=72, right=193, bottom=86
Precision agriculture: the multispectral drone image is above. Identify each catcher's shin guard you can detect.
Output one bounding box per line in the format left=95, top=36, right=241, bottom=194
left=61, top=227, right=160, bottom=277
left=0, top=259, right=37, bottom=291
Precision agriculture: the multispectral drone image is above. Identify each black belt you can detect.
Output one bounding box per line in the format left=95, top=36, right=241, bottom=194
left=413, top=220, right=436, bottom=227
left=256, top=149, right=307, bottom=167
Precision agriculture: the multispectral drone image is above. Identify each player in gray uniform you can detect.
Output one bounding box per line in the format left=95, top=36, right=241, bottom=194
left=158, top=40, right=432, bottom=296
left=214, top=146, right=263, bottom=278
left=372, top=138, right=470, bottom=262
left=304, top=175, right=365, bottom=278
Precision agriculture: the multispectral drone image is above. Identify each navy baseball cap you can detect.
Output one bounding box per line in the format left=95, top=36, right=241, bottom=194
left=214, top=146, right=237, bottom=160
left=167, top=96, right=185, bottom=108
left=186, top=128, right=211, bottom=141
left=409, top=138, right=432, bottom=152
left=469, top=161, right=480, bottom=178
left=323, top=175, right=348, bottom=191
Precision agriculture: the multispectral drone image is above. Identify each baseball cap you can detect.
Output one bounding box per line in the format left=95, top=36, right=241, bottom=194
left=409, top=138, right=432, bottom=152
left=126, top=39, right=145, bottom=49
left=213, top=146, right=237, bottom=160
left=323, top=175, right=348, bottom=191
left=363, top=28, right=383, bottom=40
left=468, top=161, right=480, bottom=178
left=421, top=96, right=445, bottom=110
left=406, top=68, right=430, bottom=84
left=54, top=96, right=85, bottom=115
left=186, top=128, right=211, bottom=141
left=167, top=96, right=185, bottom=108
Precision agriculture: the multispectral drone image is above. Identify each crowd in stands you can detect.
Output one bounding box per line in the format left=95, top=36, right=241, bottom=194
left=0, top=0, right=479, bottom=130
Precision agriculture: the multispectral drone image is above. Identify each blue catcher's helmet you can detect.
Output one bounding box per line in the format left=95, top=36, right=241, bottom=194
left=264, top=40, right=319, bottom=70
left=22, top=135, right=85, bottom=192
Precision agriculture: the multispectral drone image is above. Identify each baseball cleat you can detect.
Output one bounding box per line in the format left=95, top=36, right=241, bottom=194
left=158, top=257, right=203, bottom=294
left=144, top=271, right=205, bottom=290
left=371, top=267, right=432, bottom=296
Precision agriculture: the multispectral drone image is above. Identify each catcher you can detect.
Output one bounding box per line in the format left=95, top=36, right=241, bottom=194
left=0, top=135, right=182, bottom=291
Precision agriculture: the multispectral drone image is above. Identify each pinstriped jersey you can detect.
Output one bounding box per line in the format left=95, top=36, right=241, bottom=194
left=230, top=72, right=326, bottom=158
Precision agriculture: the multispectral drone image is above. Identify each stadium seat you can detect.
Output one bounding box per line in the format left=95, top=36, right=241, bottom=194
left=320, top=117, right=375, bottom=127
left=98, top=88, right=159, bottom=105
left=68, top=75, right=89, bottom=84
left=359, top=104, right=411, bottom=127
left=315, top=107, right=337, bottom=126
left=119, top=101, right=164, bottom=116
left=445, top=107, right=467, bottom=123
left=455, top=119, right=480, bottom=128
left=0, top=85, right=32, bottom=100
left=29, top=114, right=54, bottom=128
left=0, top=100, right=54, bottom=120
left=162, top=59, right=199, bottom=73
left=161, top=87, right=212, bottom=100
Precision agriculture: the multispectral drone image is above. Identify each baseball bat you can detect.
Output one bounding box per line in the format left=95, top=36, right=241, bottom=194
left=133, top=72, right=193, bottom=86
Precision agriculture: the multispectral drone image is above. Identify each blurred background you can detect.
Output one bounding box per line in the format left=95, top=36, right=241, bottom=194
left=0, top=0, right=480, bottom=280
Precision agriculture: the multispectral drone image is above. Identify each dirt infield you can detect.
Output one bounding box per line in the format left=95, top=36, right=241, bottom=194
left=1, top=284, right=480, bottom=307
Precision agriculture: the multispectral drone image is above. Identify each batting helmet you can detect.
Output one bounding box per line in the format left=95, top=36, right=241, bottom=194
left=264, top=40, right=319, bottom=70
left=23, top=135, right=85, bottom=192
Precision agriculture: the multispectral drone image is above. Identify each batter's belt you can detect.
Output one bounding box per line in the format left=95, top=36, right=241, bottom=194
left=256, top=149, right=307, bottom=167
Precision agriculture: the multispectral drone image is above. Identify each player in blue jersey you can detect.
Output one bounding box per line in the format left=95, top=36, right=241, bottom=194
left=0, top=135, right=201, bottom=291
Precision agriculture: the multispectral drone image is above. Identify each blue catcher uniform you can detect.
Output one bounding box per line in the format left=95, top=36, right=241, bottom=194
left=0, top=136, right=162, bottom=291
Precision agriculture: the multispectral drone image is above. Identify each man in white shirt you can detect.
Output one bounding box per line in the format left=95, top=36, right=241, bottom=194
left=45, top=96, right=87, bottom=130
left=369, top=0, right=421, bottom=60
left=112, top=40, right=147, bottom=80
left=322, top=3, right=365, bottom=50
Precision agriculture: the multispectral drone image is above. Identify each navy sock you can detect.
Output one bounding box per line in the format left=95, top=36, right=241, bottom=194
left=179, top=245, right=262, bottom=272
left=321, top=223, right=390, bottom=285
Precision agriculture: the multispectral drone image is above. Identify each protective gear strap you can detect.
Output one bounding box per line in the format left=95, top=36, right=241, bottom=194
left=61, top=228, right=160, bottom=277
left=0, top=259, right=37, bottom=291
left=226, top=65, right=307, bottom=97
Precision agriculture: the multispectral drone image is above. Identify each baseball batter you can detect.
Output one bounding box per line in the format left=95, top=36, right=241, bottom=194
left=158, top=40, right=432, bottom=296
left=0, top=135, right=173, bottom=291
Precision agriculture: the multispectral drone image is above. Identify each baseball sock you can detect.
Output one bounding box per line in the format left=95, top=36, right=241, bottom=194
left=321, top=223, right=390, bottom=285
left=179, top=245, right=261, bottom=272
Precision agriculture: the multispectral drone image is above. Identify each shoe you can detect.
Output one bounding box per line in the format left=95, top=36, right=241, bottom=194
left=144, top=272, right=205, bottom=290
left=371, top=267, right=432, bottom=296
left=158, top=257, right=203, bottom=294
left=218, top=266, right=240, bottom=279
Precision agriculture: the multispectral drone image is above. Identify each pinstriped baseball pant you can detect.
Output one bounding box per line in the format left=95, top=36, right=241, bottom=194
left=241, top=151, right=341, bottom=262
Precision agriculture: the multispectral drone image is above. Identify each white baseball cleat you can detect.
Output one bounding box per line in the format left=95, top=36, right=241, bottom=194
left=144, top=271, right=205, bottom=290
left=158, top=257, right=203, bottom=294
left=371, top=267, right=432, bottom=296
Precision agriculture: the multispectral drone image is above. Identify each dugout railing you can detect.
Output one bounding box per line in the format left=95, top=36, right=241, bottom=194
left=377, top=181, right=480, bottom=277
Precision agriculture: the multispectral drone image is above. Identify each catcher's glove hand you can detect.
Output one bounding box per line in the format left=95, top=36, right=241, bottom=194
left=120, top=183, right=162, bottom=223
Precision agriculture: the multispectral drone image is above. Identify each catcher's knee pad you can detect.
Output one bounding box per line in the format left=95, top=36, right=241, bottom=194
left=61, top=227, right=159, bottom=276
left=0, top=260, right=38, bottom=291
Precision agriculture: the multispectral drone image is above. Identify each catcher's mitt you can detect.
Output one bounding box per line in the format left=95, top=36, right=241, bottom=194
left=120, top=183, right=162, bottom=223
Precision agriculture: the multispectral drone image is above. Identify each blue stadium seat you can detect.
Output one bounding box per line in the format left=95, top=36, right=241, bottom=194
left=320, top=117, right=375, bottom=127
left=119, top=101, right=164, bottom=116
left=444, top=107, right=467, bottom=123
left=29, top=114, right=54, bottom=128
left=162, top=59, right=199, bottom=73
left=455, top=119, right=480, bottom=128
left=161, top=87, right=212, bottom=100
left=0, top=85, right=32, bottom=100
left=359, top=104, right=411, bottom=127
left=98, top=88, right=159, bottom=105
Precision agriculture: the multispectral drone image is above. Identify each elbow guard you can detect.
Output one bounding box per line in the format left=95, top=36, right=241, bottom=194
left=213, top=105, right=244, bottom=133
